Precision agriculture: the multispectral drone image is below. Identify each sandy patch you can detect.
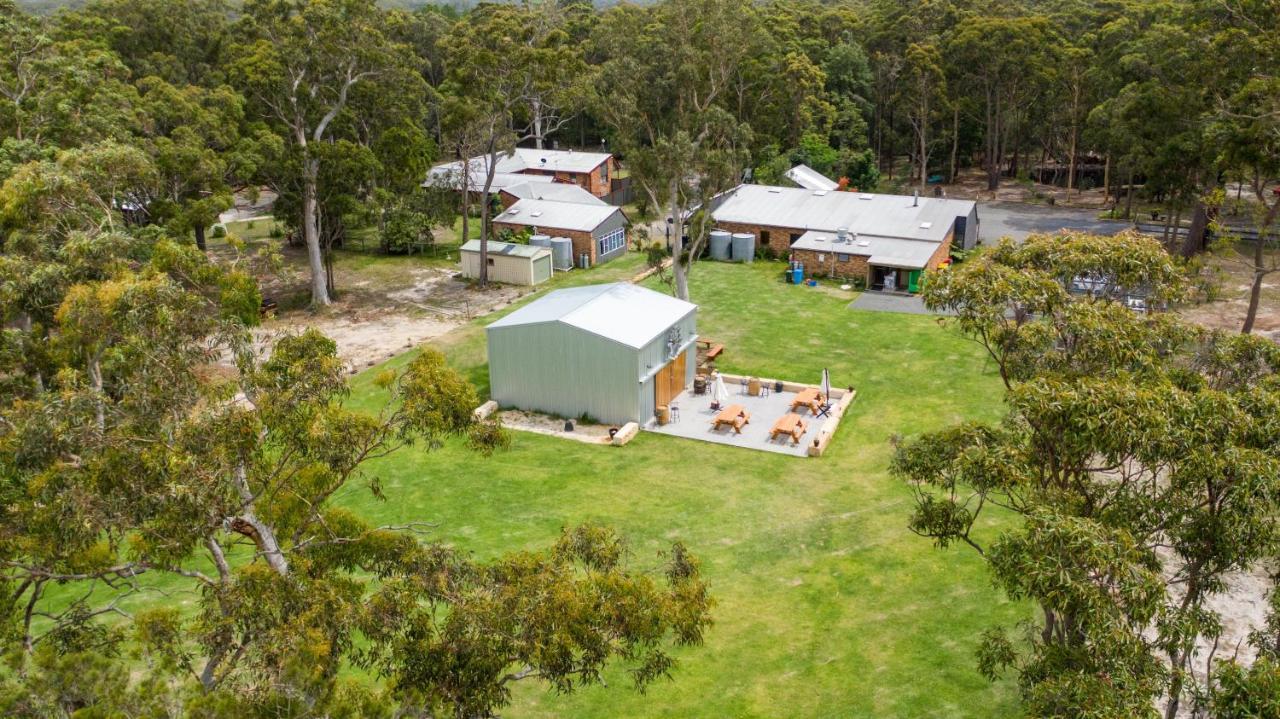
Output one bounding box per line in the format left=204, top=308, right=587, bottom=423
left=254, top=312, right=460, bottom=371
left=497, top=409, right=615, bottom=445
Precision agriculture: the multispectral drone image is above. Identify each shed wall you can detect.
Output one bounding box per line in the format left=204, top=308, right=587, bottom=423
left=461, top=250, right=544, bottom=286
left=487, top=322, right=640, bottom=425
left=634, top=309, right=698, bottom=422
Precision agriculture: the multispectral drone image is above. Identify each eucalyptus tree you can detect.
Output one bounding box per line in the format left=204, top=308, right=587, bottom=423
left=946, top=15, right=1056, bottom=191
left=592, top=0, right=753, bottom=300
left=231, top=0, right=423, bottom=307
left=893, top=232, right=1280, bottom=717
left=439, top=1, right=587, bottom=286
left=0, top=148, right=712, bottom=717
left=901, top=41, right=947, bottom=191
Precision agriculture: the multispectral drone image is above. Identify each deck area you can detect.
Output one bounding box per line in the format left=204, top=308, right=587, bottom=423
left=643, top=379, right=841, bottom=457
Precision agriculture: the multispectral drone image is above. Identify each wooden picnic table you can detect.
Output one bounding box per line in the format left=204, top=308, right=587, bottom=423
left=711, top=404, right=750, bottom=433
left=790, top=387, right=824, bottom=415
left=770, top=413, right=808, bottom=444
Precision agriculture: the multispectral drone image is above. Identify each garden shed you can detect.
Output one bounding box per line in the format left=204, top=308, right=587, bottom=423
left=486, top=283, right=698, bottom=425
left=459, top=240, right=553, bottom=286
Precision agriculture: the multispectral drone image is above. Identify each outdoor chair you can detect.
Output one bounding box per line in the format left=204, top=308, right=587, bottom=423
left=669, top=404, right=681, bottom=422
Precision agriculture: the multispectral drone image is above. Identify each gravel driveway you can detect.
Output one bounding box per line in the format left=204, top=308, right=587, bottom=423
left=977, top=201, right=1133, bottom=244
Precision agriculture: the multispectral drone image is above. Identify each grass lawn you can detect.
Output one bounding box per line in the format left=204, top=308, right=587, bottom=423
left=339, top=259, right=1028, bottom=717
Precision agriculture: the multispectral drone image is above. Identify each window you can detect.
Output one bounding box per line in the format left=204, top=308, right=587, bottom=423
left=760, top=230, right=771, bottom=248
left=837, top=253, right=850, bottom=262
left=600, top=163, right=609, bottom=183
left=486, top=258, right=495, bottom=266
left=598, top=227, right=625, bottom=256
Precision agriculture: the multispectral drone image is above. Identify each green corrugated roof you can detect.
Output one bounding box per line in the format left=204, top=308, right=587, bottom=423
left=460, top=239, right=552, bottom=258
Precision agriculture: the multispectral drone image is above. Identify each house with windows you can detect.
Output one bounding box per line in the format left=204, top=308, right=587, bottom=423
left=425, top=148, right=618, bottom=200
left=491, top=199, right=629, bottom=268
left=709, top=184, right=978, bottom=292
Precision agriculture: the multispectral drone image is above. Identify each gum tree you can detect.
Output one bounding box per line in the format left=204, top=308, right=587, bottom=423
left=892, top=232, right=1280, bottom=716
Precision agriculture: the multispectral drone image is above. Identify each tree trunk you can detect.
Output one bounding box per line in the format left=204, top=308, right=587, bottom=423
left=194, top=223, right=208, bottom=253
left=302, top=156, right=332, bottom=307
left=1102, top=154, right=1111, bottom=204
left=669, top=182, right=690, bottom=301
left=1065, top=121, right=1078, bottom=204
left=532, top=96, right=545, bottom=150
left=1242, top=200, right=1280, bottom=334
left=949, top=105, right=959, bottom=184
left=1181, top=202, right=1209, bottom=257
left=1124, top=167, right=1135, bottom=220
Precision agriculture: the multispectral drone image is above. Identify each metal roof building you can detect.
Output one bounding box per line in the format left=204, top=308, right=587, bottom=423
left=784, top=164, right=839, bottom=192
left=486, top=283, right=698, bottom=425
left=710, top=184, right=979, bottom=250
left=459, top=240, right=553, bottom=286
left=500, top=181, right=607, bottom=206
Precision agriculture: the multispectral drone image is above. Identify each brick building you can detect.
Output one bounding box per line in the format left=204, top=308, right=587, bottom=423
left=708, top=184, right=979, bottom=292
left=492, top=199, right=629, bottom=268
left=426, top=148, right=618, bottom=200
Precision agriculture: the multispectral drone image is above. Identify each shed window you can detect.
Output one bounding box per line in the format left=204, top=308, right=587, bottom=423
left=600, top=163, right=609, bottom=183
left=486, top=257, right=495, bottom=266
left=598, top=227, right=625, bottom=255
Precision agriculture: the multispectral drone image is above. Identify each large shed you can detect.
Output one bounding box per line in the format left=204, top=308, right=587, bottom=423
left=486, top=283, right=698, bottom=425
left=460, top=240, right=553, bottom=286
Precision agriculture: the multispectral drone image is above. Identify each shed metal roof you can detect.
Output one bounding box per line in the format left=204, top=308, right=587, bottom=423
left=711, top=184, right=975, bottom=243
left=784, top=164, right=839, bottom=191
left=493, top=198, right=624, bottom=233
left=423, top=161, right=554, bottom=192
left=501, top=181, right=607, bottom=205
left=791, top=231, right=938, bottom=269
left=460, top=239, right=552, bottom=259
left=488, top=283, right=695, bottom=349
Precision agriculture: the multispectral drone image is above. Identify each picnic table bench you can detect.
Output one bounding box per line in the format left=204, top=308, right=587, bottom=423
left=711, top=404, right=750, bottom=433
left=790, top=387, right=824, bottom=415
left=770, top=413, right=808, bottom=444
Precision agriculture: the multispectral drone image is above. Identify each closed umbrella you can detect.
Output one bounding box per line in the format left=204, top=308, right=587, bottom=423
left=712, top=374, right=730, bottom=407
left=818, top=369, right=832, bottom=417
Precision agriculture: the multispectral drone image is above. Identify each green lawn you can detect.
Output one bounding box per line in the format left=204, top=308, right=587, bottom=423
left=340, top=259, right=1028, bottom=718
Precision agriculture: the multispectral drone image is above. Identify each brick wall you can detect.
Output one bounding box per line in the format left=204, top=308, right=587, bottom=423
left=791, top=249, right=871, bottom=283
left=516, top=157, right=616, bottom=199
left=926, top=231, right=954, bottom=271
left=492, top=223, right=600, bottom=265
left=712, top=221, right=808, bottom=256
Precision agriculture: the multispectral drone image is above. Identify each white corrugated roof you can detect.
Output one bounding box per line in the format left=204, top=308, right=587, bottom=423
left=423, top=161, right=554, bottom=192
left=501, top=181, right=606, bottom=206
left=784, top=164, right=839, bottom=191
left=509, top=148, right=611, bottom=174
left=711, top=184, right=975, bottom=243
left=460, top=239, right=551, bottom=259
left=488, top=283, right=695, bottom=349
left=493, top=198, right=623, bottom=233
left=792, top=230, right=939, bottom=269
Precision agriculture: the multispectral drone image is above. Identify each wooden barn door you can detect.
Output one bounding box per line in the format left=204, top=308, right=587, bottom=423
left=653, top=352, right=686, bottom=409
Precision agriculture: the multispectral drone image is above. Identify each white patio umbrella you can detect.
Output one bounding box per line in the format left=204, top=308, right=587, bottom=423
left=819, top=368, right=832, bottom=416
left=712, top=374, right=730, bottom=406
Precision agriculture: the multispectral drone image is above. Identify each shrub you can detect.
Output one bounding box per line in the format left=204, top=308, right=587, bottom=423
left=211, top=225, right=226, bottom=239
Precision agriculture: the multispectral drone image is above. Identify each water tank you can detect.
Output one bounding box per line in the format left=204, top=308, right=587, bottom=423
left=549, top=237, right=574, bottom=270
left=578, top=252, right=590, bottom=269
left=711, top=229, right=732, bottom=259
left=529, top=233, right=552, bottom=249
left=731, top=232, right=755, bottom=263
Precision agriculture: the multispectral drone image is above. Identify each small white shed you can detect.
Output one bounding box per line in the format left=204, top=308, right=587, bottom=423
left=460, top=240, right=553, bottom=286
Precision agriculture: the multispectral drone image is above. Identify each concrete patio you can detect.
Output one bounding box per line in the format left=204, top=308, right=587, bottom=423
left=643, top=377, right=847, bottom=457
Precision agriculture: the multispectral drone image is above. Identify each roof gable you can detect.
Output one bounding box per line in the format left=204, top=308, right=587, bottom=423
left=488, top=283, right=696, bottom=349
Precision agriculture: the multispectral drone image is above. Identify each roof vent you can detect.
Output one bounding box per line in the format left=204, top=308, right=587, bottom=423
left=857, top=239, right=870, bottom=247
left=919, top=221, right=932, bottom=229
left=813, top=190, right=828, bottom=196
left=767, top=188, right=782, bottom=194
left=531, top=211, right=543, bottom=218
left=860, top=194, right=873, bottom=200
left=507, top=209, right=519, bottom=216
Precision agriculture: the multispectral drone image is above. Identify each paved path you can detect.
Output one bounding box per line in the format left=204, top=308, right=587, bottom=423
left=848, top=293, right=952, bottom=315
left=977, top=201, right=1133, bottom=244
